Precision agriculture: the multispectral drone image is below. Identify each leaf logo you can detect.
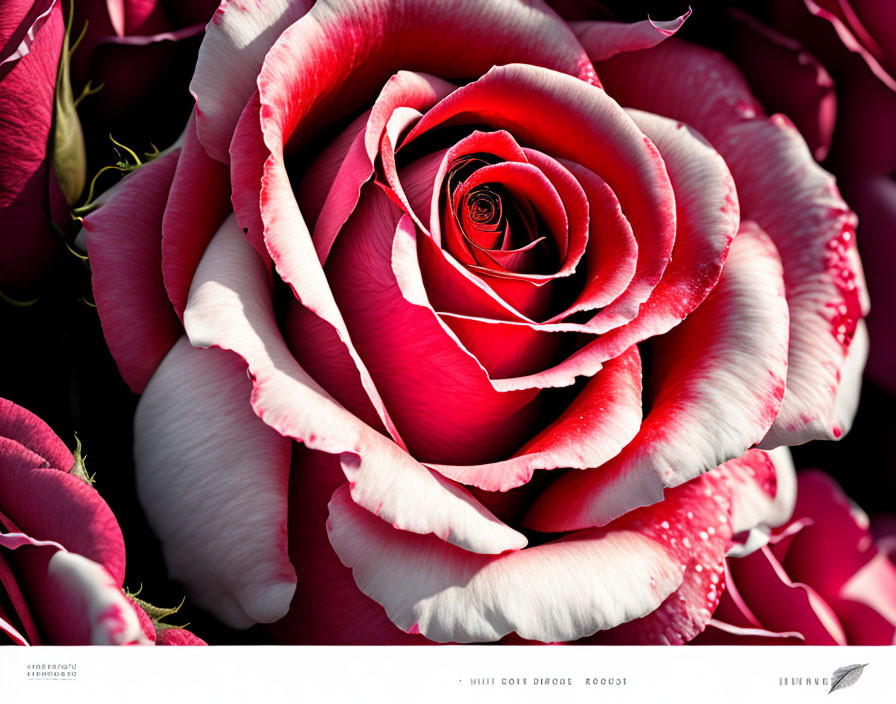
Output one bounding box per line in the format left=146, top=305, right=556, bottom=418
left=828, top=663, right=869, bottom=694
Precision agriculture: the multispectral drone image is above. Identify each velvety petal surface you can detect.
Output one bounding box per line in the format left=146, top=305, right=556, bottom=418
left=82, top=151, right=183, bottom=393
left=0, top=534, right=150, bottom=645
left=718, top=118, right=868, bottom=447
left=584, top=469, right=737, bottom=645
left=190, top=0, right=313, bottom=162
left=595, top=38, right=868, bottom=446
left=0, top=397, right=72, bottom=470
left=570, top=10, right=691, bottom=63
left=327, top=193, right=540, bottom=465
left=727, top=8, right=837, bottom=161
left=134, top=337, right=295, bottom=628
left=269, top=445, right=427, bottom=644
left=160, top=112, right=232, bottom=318
left=182, top=215, right=526, bottom=555
left=428, top=346, right=642, bottom=492
left=403, top=64, right=675, bottom=335
left=327, top=483, right=684, bottom=643
left=0, top=438, right=125, bottom=583
left=525, top=226, right=789, bottom=532
left=0, top=0, right=64, bottom=291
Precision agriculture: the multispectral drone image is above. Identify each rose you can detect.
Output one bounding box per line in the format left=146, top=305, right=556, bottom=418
left=0, top=0, right=70, bottom=291
left=0, top=0, right=219, bottom=293
left=696, top=470, right=896, bottom=645
left=70, top=0, right=221, bottom=155
left=722, top=0, right=896, bottom=393
left=0, top=397, right=205, bottom=645
left=81, top=1, right=868, bottom=643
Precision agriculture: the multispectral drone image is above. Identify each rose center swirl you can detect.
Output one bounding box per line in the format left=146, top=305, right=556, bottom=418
left=443, top=152, right=556, bottom=273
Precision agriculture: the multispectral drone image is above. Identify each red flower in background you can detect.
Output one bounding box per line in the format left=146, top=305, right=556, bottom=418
left=699, top=471, right=896, bottom=645
left=722, top=0, right=896, bottom=394
left=0, top=0, right=69, bottom=291
left=0, top=0, right=218, bottom=293
left=0, top=398, right=204, bottom=645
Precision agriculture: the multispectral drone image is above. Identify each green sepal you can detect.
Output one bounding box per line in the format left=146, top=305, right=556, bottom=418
left=52, top=1, right=87, bottom=206
left=70, top=434, right=96, bottom=486
left=126, top=590, right=190, bottom=633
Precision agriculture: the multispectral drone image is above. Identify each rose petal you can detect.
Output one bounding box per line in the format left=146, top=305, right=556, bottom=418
left=727, top=545, right=848, bottom=644
left=252, top=1, right=599, bottom=355
left=570, top=10, right=691, bottom=63
left=82, top=151, right=183, bottom=393
left=428, top=346, right=642, bottom=492
left=326, top=483, right=684, bottom=644
left=0, top=0, right=64, bottom=291
left=161, top=112, right=232, bottom=319
left=560, top=108, right=739, bottom=340
left=780, top=472, right=880, bottom=609
left=0, top=397, right=72, bottom=470
left=430, top=104, right=737, bottom=373
left=0, top=438, right=125, bottom=582
left=525, top=225, right=789, bottom=531
left=155, top=627, right=207, bottom=646
left=717, top=117, right=867, bottom=446
left=404, top=64, right=675, bottom=330
left=803, top=0, right=896, bottom=91
left=0, top=534, right=149, bottom=645
left=134, top=337, right=295, bottom=628
left=694, top=619, right=805, bottom=645
left=268, top=445, right=427, bottom=644
left=0, top=0, right=56, bottom=74
left=190, top=0, right=313, bottom=162
left=727, top=8, right=837, bottom=161
left=597, top=38, right=762, bottom=144
left=595, top=39, right=868, bottom=446
left=182, top=214, right=526, bottom=555
left=44, top=550, right=150, bottom=645
left=544, top=160, right=638, bottom=322
left=304, top=71, right=456, bottom=264
left=329, top=192, right=541, bottom=464
left=0, top=540, right=41, bottom=644
left=282, top=300, right=389, bottom=435
left=838, top=552, right=896, bottom=644
left=827, top=71, right=896, bottom=393
left=726, top=447, right=798, bottom=557
left=584, top=469, right=734, bottom=645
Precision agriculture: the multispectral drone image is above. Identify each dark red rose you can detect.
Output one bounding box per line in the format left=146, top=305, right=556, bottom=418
left=0, top=397, right=205, bottom=645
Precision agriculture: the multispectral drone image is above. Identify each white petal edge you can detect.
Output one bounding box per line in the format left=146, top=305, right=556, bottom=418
left=327, top=484, right=683, bottom=643
left=182, top=215, right=527, bottom=555
left=134, top=337, right=296, bottom=628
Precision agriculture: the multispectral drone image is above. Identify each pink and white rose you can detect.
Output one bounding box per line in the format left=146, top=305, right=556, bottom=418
left=81, top=0, right=868, bottom=643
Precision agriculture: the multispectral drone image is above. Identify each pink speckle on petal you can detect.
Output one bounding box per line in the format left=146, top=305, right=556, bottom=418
left=824, top=223, right=862, bottom=352
left=97, top=605, right=128, bottom=641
